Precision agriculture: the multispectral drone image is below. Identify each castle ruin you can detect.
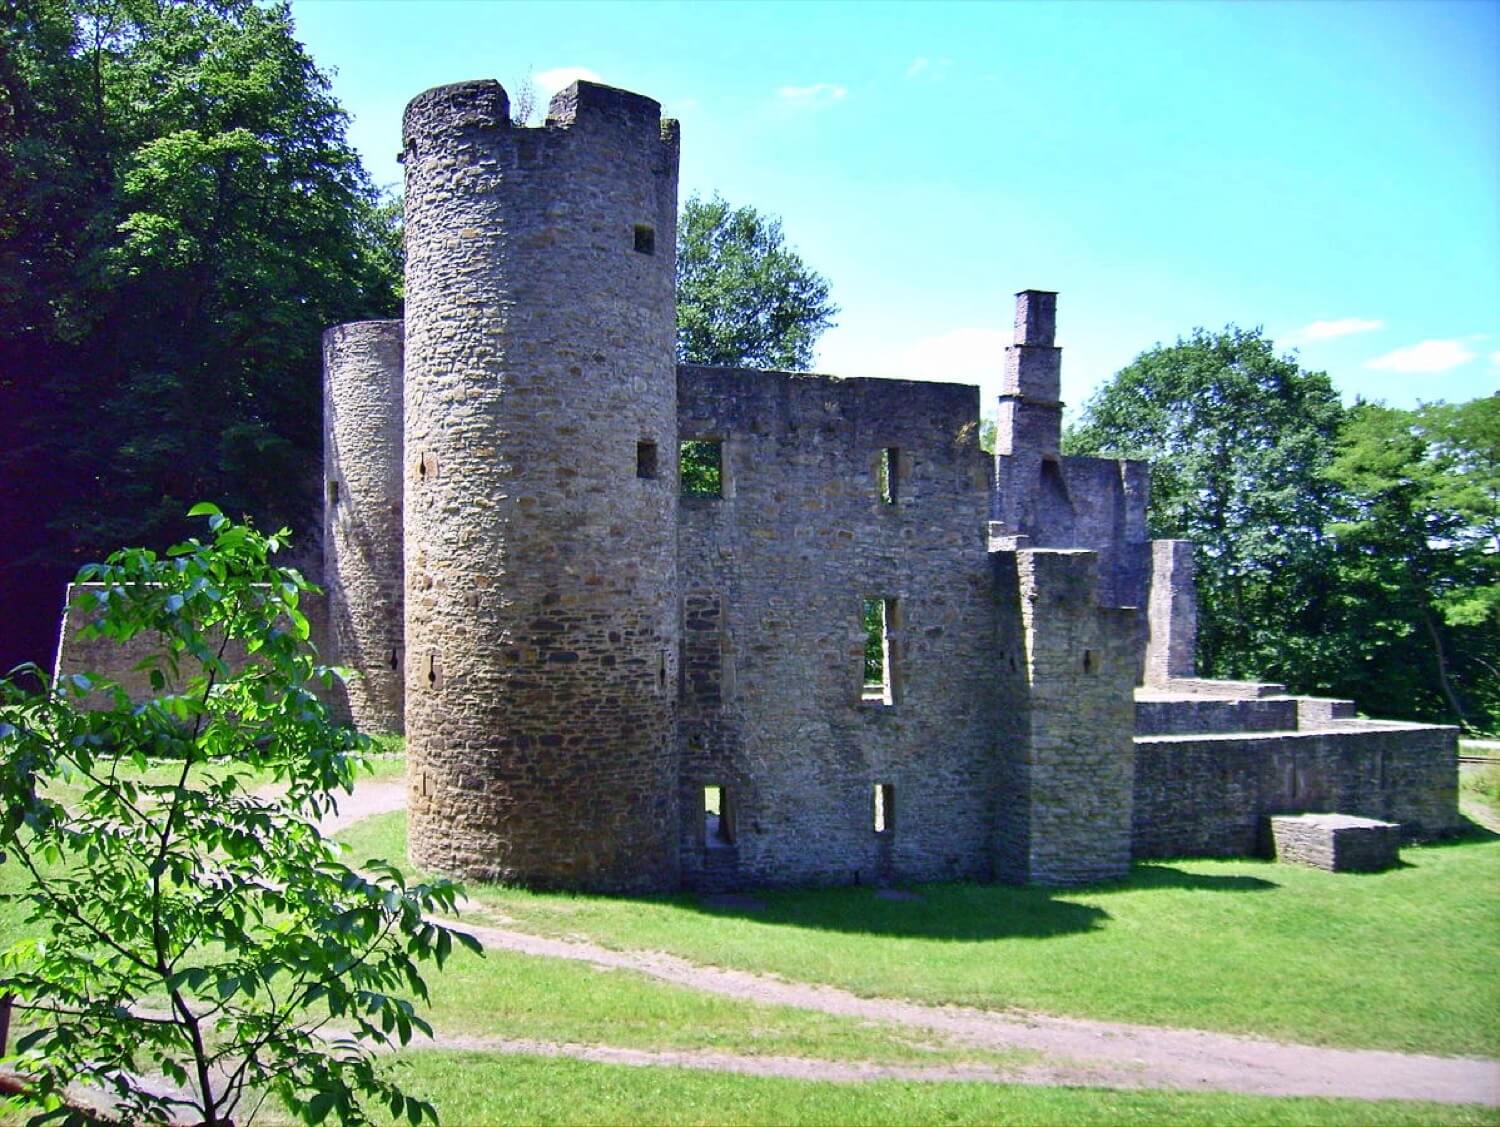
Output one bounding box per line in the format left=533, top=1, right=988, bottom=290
left=60, top=77, right=1461, bottom=891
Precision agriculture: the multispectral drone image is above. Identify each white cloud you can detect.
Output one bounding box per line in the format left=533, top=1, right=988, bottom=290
left=1489, top=350, right=1500, bottom=368
left=777, top=83, right=847, bottom=107
left=1364, top=339, right=1476, bottom=374
left=1299, top=317, right=1384, bottom=340
left=533, top=66, right=604, bottom=98
left=904, top=56, right=952, bottom=81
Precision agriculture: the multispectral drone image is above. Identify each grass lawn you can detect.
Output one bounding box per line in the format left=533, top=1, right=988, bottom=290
left=7, top=1053, right=1496, bottom=1127
left=409, top=944, right=1029, bottom=1066
left=300, top=1051, right=1500, bottom=1127
left=339, top=809, right=1500, bottom=1058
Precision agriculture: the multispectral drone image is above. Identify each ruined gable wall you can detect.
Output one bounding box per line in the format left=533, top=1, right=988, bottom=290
left=675, top=366, right=999, bottom=888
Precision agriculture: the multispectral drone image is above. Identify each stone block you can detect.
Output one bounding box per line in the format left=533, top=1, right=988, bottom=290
left=1269, top=813, right=1402, bottom=872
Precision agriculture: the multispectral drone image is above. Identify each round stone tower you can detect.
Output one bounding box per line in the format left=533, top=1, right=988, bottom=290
left=323, top=320, right=405, bottom=734
left=401, top=79, right=681, bottom=890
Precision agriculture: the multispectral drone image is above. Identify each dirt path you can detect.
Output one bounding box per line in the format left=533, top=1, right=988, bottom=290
left=428, top=920, right=1497, bottom=1106
left=424, top=1034, right=1095, bottom=1087
left=318, top=777, right=406, bottom=835
left=325, top=781, right=1498, bottom=1106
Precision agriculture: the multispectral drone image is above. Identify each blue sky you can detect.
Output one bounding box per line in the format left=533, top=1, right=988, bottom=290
left=290, top=0, right=1498, bottom=419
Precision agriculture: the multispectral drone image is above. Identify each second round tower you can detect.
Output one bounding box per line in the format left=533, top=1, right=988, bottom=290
left=401, top=79, right=681, bottom=890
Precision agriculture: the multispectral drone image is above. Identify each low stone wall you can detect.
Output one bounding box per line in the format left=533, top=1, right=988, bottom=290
left=1134, top=692, right=1298, bottom=736
left=1132, top=719, right=1460, bottom=859
left=1269, top=813, right=1402, bottom=872
left=53, top=583, right=347, bottom=722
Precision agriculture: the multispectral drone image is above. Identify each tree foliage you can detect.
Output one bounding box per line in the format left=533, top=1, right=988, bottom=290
left=675, top=194, right=837, bottom=371
left=1066, top=327, right=1346, bottom=683
left=0, top=507, right=475, bottom=1126
left=1324, top=399, right=1499, bottom=730
left=1068, top=328, right=1498, bottom=732
left=0, top=0, right=401, bottom=671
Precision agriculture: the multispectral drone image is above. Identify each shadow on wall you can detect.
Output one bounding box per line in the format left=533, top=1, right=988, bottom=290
left=678, top=865, right=1276, bottom=940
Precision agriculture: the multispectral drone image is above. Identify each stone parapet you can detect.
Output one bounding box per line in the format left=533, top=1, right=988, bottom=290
left=1134, top=692, right=1299, bottom=736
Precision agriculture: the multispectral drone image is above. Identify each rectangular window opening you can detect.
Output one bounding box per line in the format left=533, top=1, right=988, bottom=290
left=878, top=448, right=898, bottom=504
left=704, top=785, right=734, bottom=847
left=634, top=224, right=656, bottom=255
left=862, top=597, right=897, bottom=704
left=327, top=479, right=339, bottom=505
left=680, top=439, right=723, bottom=497
left=874, top=783, right=894, bottom=836
left=637, top=440, right=658, bottom=480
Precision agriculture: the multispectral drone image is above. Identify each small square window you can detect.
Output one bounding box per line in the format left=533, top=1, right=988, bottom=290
left=637, top=440, right=658, bottom=479
left=634, top=224, right=656, bottom=255
left=680, top=439, right=723, bottom=497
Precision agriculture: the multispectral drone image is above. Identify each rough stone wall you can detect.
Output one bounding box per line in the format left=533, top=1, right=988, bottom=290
left=675, top=366, right=999, bottom=888
left=992, top=292, right=1150, bottom=611
left=54, top=583, right=338, bottom=715
left=1134, top=693, right=1299, bottom=735
left=402, top=79, right=681, bottom=890
left=323, top=320, right=405, bottom=734
left=1144, top=539, right=1197, bottom=684
left=1132, top=720, right=1460, bottom=858
left=993, top=549, right=1139, bottom=885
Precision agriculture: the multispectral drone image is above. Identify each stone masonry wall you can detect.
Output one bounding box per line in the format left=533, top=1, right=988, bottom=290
left=675, top=366, right=999, bottom=888
left=54, top=583, right=338, bottom=716
left=1144, top=539, right=1196, bottom=684
left=993, top=549, right=1139, bottom=885
left=402, top=79, right=681, bottom=890
left=1132, top=720, right=1460, bottom=858
left=323, top=320, right=405, bottom=734
left=992, top=292, right=1150, bottom=612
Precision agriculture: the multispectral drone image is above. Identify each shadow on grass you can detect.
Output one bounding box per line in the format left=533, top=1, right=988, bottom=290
left=685, top=882, right=1108, bottom=941
left=679, top=863, right=1275, bottom=940
left=1409, top=817, right=1499, bottom=850
left=1095, top=864, right=1280, bottom=894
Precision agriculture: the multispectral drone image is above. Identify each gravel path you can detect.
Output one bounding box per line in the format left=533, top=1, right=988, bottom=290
left=435, top=917, right=1499, bottom=1106
left=317, top=777, right=407, bottom=835
left=323, top=779, right=1500, bottom=1107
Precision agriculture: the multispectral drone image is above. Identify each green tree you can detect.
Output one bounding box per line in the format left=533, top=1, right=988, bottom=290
left=1065, top=327, right=1347, bottom=684
left=1326, top=399, right=1499, bottom=731
left=0, top=0, right=401, bottom=671
left=675, top=194, right=837, bottom=370
left=0, top=506, right=475, bottom=1126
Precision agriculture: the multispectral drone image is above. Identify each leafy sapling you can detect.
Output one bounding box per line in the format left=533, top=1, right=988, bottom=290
left=0, top=504, right=479, bottom=1126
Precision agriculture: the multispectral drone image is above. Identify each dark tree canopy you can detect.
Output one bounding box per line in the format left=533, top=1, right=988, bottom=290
left=0, top=0, right=401, bottom=671
left=675, top=194, right=837, bottom=371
